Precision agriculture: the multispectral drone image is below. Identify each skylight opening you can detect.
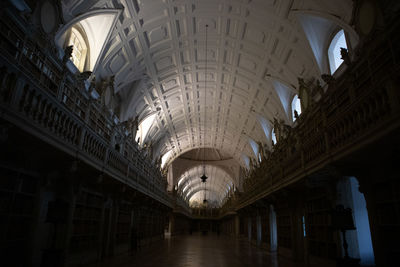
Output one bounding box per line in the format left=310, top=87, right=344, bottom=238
left=328, top=29, right=347, bottom=74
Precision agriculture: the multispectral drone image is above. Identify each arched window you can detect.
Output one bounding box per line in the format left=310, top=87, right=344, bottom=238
left=291, top=94, right=302, bottom=121
left=328, top=29, right=347, bottom=74
left=67, top=26, right=88, bottom=72
left=271, top=128, right=277, bottom=145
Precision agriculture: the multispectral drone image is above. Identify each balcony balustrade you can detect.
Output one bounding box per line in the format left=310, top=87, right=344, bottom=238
left=0, top=9, right=172, bottom=207
left=235, top=18, right=400, bottom=210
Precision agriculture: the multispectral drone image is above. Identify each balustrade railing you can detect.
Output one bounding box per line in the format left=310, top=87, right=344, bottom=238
left=0, top=9, right=170, bottom=206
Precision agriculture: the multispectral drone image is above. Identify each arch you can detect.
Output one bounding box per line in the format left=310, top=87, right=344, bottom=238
left=183, top=178, right=232, bottom=198
left=176, top=164, right=236, bottom=207
left=349, top=177, right=374, bottom=265
left=295, top=11, right=359, bottom=74
left=177, top=165, right=236, bottom=191
left=167, top=145, right=244, bottom=171
left=189, top=190, right=221, bottom=207
left=187, top=188, right=223, bottom=203
left=55, top=9, right=121, bottom=72
left=171, top=156, right=240, bottom=188
left=295, top=10, right=359, bottom=46
left=150, top=122, right=270, bottom=170
left=336, top=176, right=375, bottom=265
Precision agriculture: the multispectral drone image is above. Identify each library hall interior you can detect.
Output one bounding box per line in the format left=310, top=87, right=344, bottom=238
left=0, top=0, right=399, bottom=266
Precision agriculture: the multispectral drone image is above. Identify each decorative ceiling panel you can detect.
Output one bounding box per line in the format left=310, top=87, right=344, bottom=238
left=61, top=0, right=353, bottom=205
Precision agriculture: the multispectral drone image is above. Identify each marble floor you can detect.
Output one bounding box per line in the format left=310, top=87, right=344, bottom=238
left=92, top=233, right=302, bottom=267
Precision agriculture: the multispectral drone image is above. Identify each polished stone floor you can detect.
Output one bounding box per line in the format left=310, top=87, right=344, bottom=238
left=92, top=233, right=301, bottom=267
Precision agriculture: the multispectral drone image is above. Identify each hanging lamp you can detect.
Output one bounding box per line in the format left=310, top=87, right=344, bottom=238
left=203, top=178, right=207, bottom=204
left=200, top=24, right=209, bottom=184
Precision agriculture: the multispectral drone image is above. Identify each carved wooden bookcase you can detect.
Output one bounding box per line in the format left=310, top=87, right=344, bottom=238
left=305, top=187, right=337, bottom=260
left=0, top=167, right=38, bottom=265
left=69, top=189, right=103, bottom=254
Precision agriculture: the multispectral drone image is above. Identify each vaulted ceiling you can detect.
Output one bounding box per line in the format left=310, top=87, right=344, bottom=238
left=60, top=0, right=354, bottom=206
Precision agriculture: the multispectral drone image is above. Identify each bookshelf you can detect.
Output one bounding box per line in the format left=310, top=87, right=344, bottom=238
left=373, top=179, right=400, bottom=264
left=69, top=189, right=103, bottom=254
left=115, top=201, right=132, bottom=245
left=305, top=187, right=337, bottom=259
left=275, top=201, right=292, bottom=249
left=277, top=214, right=292, bottom=249
left=0, top=167, right=38, bottom=265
